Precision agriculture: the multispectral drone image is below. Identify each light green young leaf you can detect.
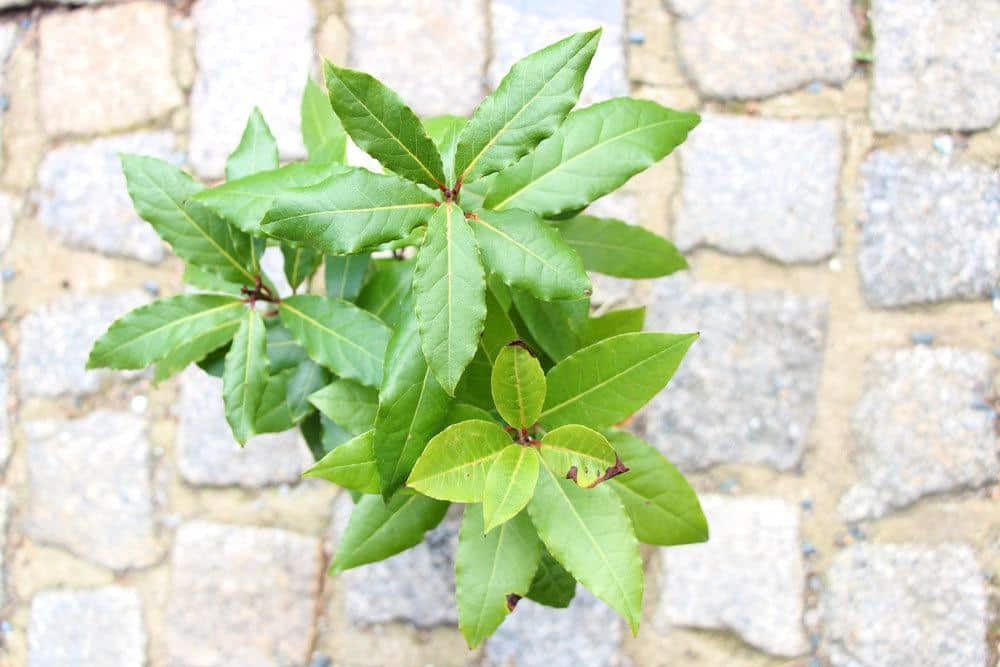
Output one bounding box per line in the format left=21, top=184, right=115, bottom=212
left=541, top=332, right=698, bottom=430
left=511, top=291, right=588, bottom=362
left=527, top=465, right=643, bottom=634
left=325, top=254, right=371, bottom=301
left=526, top=550, right=577, bottom=608
left=491, top=343, right=546, bottom=429
left=484, top=99, right=700, bottom=216
left=303, top=429, right=379, bottom=494
left=456, top=504, right=543, bottom=648
left=330, top=492, right=449, bottom=573
left=482, top=445, right=540, bottom=533
left=263, top=168, right=438, bottom=254
left=226, top=107, right=279, bottom=181
left=356, top=258, right=413, bottom=329
left=423, top=115, right=467, bottom=183
left=255, top=369, right=295, bottom=433
left=222, top=308, right=269, bottom=444
left=413, top=203, right=487, bottom=395
left=581, top=307, right=645, bottom=347
left=309, top=378, right=378, bottom=434
left=324, top=60, right=446, bottom=188
left=287, top=358, right=329, bottom=422
left=282, top=244, right=322, bottom=291
left=88, top=294, right=244, bottom=370
left=279, top=294, right=391, bottom=387
left=407, top=420, right=511, bottom=502
left=538, top=424, right=617, bottom=487
left=373, top=314, right=452, bottom=499
left=454, top=30, right=600, bottom=184
left=606, top=430, right=708, bottom=546
left=301, top=77, right=347, bottom=164
left=120, top=155, right=256, bottom=284
left=554, top=215, right=688, bottom=278
left=471, top=208, right=591, bottom=301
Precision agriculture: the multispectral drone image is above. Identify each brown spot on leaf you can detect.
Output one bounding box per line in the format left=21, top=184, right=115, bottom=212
left=507, top=339, right=537, bottom=357
left=586, top=455, right=630, bottom=488
left=565, top=466, right=578, bottom=483
left=506, top=593, right=522, bottom=612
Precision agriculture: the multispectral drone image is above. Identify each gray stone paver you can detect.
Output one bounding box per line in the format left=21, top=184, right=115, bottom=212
left=28, top=587, right=147, bottom=667
left=36, top=132, right=180, bottom=263
left=822, top=543, right=988, bottom=667
left=344, top=0, right=488, bottom=117
left=24, top=411, right=160, bottom=571
left=0, top=488, right=8, bottom=604
left=857, top=150, right=999, bottom=308
left=0, top=192, right=16, bottom=258
left=175, top=369, right=313, bottom=487
left=668, top=0, right=856, bottom=99
left=485, top=587, right=626, bottom=667
left=38, top=2, right=182, bottom=136
left=673, top=115, right=842, bottom=263
left=0, top=340, right=10, bottom=468
left=656, top=495, right=807, bottom=656
left=839, top=347, right=998, bottom=521
left=17, top=291, right=147, bottom=399
left=870, top=0, right=1000, bottom=132
left=328, top=494, right=458, bottom=627
left=166, top=521, right=322, bottom=667
left=490, top=0, right=627, bottom=105
left=643, top=276, right=828, bottom=471
left=189, top=0, right=314, bottom=176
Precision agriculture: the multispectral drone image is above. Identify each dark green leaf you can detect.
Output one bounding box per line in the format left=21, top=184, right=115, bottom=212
left=287, top=358, right=330, bottom=422
left=355, top=258, right=413, bottom=329
left=182, top=264, right=244, bottom=296
left=303, top=430, right=378, bottom=493
left=265, top=324, right=307, bottom=373
left=222, top=309, right=269, bottom=444
left=511, top=291, right=588, bottom=362
left=309, top=378, right=378, bottom=434
left=526, top=550, right=577, bottom=608
left=255, top=369, right=295, bottom=433
left=581, top=307, right=645, bottom=347
left=301, top=77, right=347, bottom=165
left=196, top=342, right=229, bottom=378
left=226, top=107, right=279, bottom=181
left=453, top=348, right=495, bottom=412
left=282, top=244, right=323, bottom=291
left=445, top=402, right=496, bottom=425
left=480, top=284, right=519, bottom=365
left=554, top=215, right=688, bottom=278
left=491, top=343, right=545, bottom=429
left=324, top=254, right=371, bottom=301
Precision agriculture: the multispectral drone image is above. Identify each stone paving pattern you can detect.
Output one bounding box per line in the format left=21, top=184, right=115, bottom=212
left=0, top=1, right=995, bottom=666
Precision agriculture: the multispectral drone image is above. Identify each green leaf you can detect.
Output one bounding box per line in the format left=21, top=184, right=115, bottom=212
left=527, top=464, right=643, bottom=634
left=194, top=162, right=345, bottom=234
left=303, top=430, right=379, bottom=493
left=330, top=492, right=449, bottom=573
left=255, top=369, right=295, bottom=433
left=287, top=358, right=329, bottom=422
left=511, top=291, right=588, bottom=362
left=581, top=307, right=645, bottom=347
left=406, top=419, right=510, bottom=502
left=538, top=424, right=618, bottom=487
left=321, top=415, right=354, bottom=453
left=325, top=254, right=371, bottom=301
left=484, top=99, right=700, bottom=216
left=120, top=155, right=256, bottom=284
left=479, top=285, right=519, bottom=365
left=541, top=332, right=698, bottom=430
left=471, top=208, right=591, bottom=301
left=263, top=168, right=438, bottom=254
left=453, top=348, right=495, bottom=412
left=491, top=343, right=546, bottom=429
left=373, top=314, right=452, bottom=499
left=606, top=430, right=708, bottom=546
left=265, top=324, right=307, bottom=373
left=279, top=294, right=391, bottom=387
left=282, top=244, right=322, bottom=291
left=445, top=402, right=496, bottom=426
left=182, top=264, right=244, bottom=296
left=309, top=378, right=378, bottom=434
left=456, top=504, right=543, bottom=648
left=222, top=309, right=269, bottom=444
left=151, top=307, right=244, bottom=384
left=423, top=115, right=467, bottom=183
left=88, top=294, right=244, bottom=370
left=301, top=77, right=347, bottom=164
left=483, top=445, right=540, bottom=533
left=526, top=550, right=577, bottom=608
left=226, top=107, right=279, bottom=181
left=554, top=215, right=688, bottom=278
left=324, top=60, right=446, bottom=188
left=355, top=259, right=413, bottom=329
left=196, top=343, right=229, bottom=378
left=454, top=30, right=600, bottom=184
left=413, top=203, right=487, bottom=395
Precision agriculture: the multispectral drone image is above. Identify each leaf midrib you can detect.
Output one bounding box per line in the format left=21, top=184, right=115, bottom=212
left=281, top=300, right=382, bottom=363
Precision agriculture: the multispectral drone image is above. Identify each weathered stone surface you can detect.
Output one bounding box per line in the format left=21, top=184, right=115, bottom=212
left=490, top=0, right=627, bottom=104
left=643, top=276, right=827, bottom=470
left=668, top=0, right=856, bottom=99
left=189, top=0, right=314, bottom=176
left=18, top=291, right=147, bottom=399
left=0, top=341, right=10, bottom=468
left=839, top=347, right=998, bottom=521
left=870, top=0, right=1000, bottom=131
left=673, top=115, right=842, bottom=263
left=822, top=543, right=988, bottom=667
left=0, top=22, right=16, bottom=165
left=166, top=521, right=322, bottom=667
left=175, top=369, right=313, bottom=487
left=857, top=150, right=999, bottom=308
left=0, top=488, right=8, bottom=604
left=344, top=0, right=487, bottom=117
left=24, top=411, right=160, bottom=571
left=36, top=132, right=180, bottom=263
left=328, top=493, right=458, bottom=627
left=587, top=190, right=640, bottom=307
left=1, top=0, right=101, bottom=6
left=0, top=192, right=16, bottom=257
left=38, top=3, right=182, bottom=136
left=28, top=587, right=147, bottom=667
left=657, top=495, right=807, bottom=656
left=259, top=245, right=293, bottom=298
left=485, top=587, right=625, bottom=667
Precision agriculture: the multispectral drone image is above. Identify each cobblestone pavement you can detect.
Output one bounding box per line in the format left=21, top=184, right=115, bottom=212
left=0, top=1, right=996, bottom=665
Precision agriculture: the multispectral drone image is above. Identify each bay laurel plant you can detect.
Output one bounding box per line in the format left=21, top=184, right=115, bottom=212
left=88, top=29, right=708, bottom=645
